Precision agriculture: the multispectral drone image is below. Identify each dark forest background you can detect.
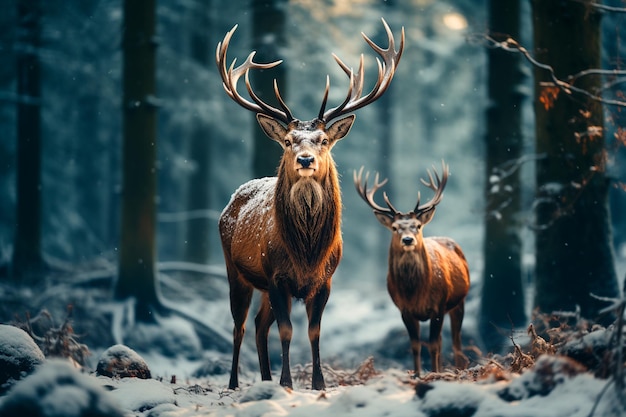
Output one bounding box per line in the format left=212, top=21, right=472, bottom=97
left=1, top=0, right=625, bottom=366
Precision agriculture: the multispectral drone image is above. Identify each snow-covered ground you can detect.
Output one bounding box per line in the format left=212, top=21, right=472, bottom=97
left=0, top=354, right=624, bottom=417
left=1, top=286, right=625, bottom=417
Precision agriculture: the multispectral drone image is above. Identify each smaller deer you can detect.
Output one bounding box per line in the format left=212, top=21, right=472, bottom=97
left=354, top=161, right=470, bottom=376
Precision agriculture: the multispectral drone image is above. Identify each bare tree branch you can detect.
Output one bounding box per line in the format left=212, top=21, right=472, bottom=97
left=481, top=35, right=626, bottom=108
left=570, top=0, right=626, bottom=14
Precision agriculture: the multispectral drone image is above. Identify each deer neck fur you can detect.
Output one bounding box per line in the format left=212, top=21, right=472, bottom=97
left=274, top=160, right=342, bottom=276
left=389, top=237, right=433, bottom=288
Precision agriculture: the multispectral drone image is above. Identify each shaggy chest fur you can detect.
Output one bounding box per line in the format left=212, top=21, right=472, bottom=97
left=387, top=243, right=448, bottom=320
left=221, top=175, right=342, bottom=300
left=274, top=178, right=342, bottom=288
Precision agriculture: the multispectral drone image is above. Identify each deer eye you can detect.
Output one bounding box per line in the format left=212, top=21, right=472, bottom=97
left=321, top=138, right=329, bottom=146
left=284, top=139, right=291, bottom=147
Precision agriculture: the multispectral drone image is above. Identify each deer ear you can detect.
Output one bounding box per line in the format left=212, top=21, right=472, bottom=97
left=327, top=115, right=356, bottom=143
left=374, top=211, right=394, bottom=230
left=418, top=208, right=436, bottom=226
left=256, top=114, right=288, bottom=144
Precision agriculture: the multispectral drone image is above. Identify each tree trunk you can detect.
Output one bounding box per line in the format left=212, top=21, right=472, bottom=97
left=12, top=0, right=43, bottom=284
left=116, top=0, right=161, bottom=322
left=377, top=11, right=395, bottom=291
left=251, top=0, right=287, bottom=178
left=185, top=0, right=213, bottom=265
left=480, top=0, right=526, bottom=353
left=532, top=0, right=619, bottom=321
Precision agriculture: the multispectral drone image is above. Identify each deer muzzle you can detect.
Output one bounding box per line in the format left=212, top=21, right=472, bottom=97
left=296, top=155, right=317, bottom=177
left=401, top=235, right=416, bottom=251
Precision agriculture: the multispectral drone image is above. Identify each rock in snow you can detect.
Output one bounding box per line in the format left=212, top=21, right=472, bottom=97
left=0, top=324, right=45, bottom=394
left=96, top=344, right=152, bottom=379
left=0, top=359, right=124, bottom=417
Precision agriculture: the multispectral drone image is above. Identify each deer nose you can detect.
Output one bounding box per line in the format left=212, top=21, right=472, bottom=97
left=402, top=236, right=415, bottom=246
left=297, top=155, right=315, bottom=168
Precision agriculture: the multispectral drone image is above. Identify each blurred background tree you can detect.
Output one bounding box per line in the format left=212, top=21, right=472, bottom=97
left=115, top=0, right=162, bottom=322
left=532, top=0, right=619, bottom=321
left=183, top=0, right=214, bottom=266
left=250, top=0, right=288, bottom=178
left=480, top=0, right=526, bottom=354
left=11, top=0, right=43, bottom=285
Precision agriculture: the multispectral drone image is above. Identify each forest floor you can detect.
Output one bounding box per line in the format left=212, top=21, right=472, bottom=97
left=0, top=266, right=625, bottom=416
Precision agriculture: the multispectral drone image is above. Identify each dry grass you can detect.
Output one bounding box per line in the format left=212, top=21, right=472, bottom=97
left=293, top=356, right=380, bottom=388
left=11, top=305, right=90, bottom=366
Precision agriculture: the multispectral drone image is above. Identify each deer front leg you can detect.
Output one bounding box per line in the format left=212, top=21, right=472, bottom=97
left=401, top=311, right=422, bottom=377
left=306, top=281, right=331, bottom=390
left=428, top=314, right=444, bottom=373
left=255, top=293, right=275, bottom=381
left=268, top=283, right=293, bottom=389
left=228, top=277, right=253, bottom=389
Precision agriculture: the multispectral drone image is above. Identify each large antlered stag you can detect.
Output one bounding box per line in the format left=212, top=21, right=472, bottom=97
left=216, top=19, right=404, bottom=390
left=354, top=162, right=470, bottom=377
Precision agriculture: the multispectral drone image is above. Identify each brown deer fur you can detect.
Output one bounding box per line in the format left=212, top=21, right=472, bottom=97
left=354, top=165, right=470, bottom=376
left=219, top=116, right=353, bottom=390
left=385, top=223, right=470, bottom=376
left=216, top=19, right=403, bottom=391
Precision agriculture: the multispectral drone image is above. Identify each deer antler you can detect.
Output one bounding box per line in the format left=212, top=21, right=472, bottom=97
left=216, top=25, right=294, bottom=124
left=353, top=167, right=399, bottom=218
left=319, top=18, right=405, bottom=123
left=414, top=160, right=449, bottom=214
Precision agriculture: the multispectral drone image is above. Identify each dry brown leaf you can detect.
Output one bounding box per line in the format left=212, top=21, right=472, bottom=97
left=539, top=85, right=560, bottom=110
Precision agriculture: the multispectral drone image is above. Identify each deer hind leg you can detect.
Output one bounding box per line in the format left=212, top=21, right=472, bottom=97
left=428, top=315, right=444, bottom=373
left=305, top=281, right=331, bottom=390
left=449, top=301, right=469, bottom=369
left=268, top=283, right=293, bottom=388
left=228, top=275, right=254, bottom=389
left=255, top=292, right=275, bottom=381
left=401, top=312, right=422, bottom=377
